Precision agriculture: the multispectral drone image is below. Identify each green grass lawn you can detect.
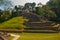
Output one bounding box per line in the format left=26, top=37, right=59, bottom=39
left=8, top=36, right=14, bottom=40
left=0, top=16, right=28, bottom=29
left=8, top=33, right=60, bottom=40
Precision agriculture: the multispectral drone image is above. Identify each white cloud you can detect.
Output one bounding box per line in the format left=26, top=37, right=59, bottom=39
left=11, top=0, right=49, bottom=5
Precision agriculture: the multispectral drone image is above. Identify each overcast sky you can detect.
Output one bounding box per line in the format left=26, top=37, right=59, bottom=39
left=0, top=0, right=49, bottom=10
left=11, top=0, right=49, bottom=6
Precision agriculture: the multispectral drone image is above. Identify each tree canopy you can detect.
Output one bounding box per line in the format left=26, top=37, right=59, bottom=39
left=46, top=0, right=60, bottom=22
left=47, top=0, right=60, bottom=17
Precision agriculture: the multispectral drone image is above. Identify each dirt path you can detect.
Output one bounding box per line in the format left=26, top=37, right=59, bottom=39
left=9, top=33, right=20, bottom=40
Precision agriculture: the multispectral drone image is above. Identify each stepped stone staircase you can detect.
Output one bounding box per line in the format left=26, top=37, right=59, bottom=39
left=19, top=12, right=59, bottom=32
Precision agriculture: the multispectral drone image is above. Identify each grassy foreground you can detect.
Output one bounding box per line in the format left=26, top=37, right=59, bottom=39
left=8, top=33, right=60, bottom=40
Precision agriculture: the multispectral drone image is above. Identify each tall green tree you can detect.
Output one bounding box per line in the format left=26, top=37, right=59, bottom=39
left=47, top=0, right=60, bottom=18
left=43, top=5, right=57, bottom=19
left=46, top=0, right=60, bottom=22
left=36, top=5, right=57, bottom=20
